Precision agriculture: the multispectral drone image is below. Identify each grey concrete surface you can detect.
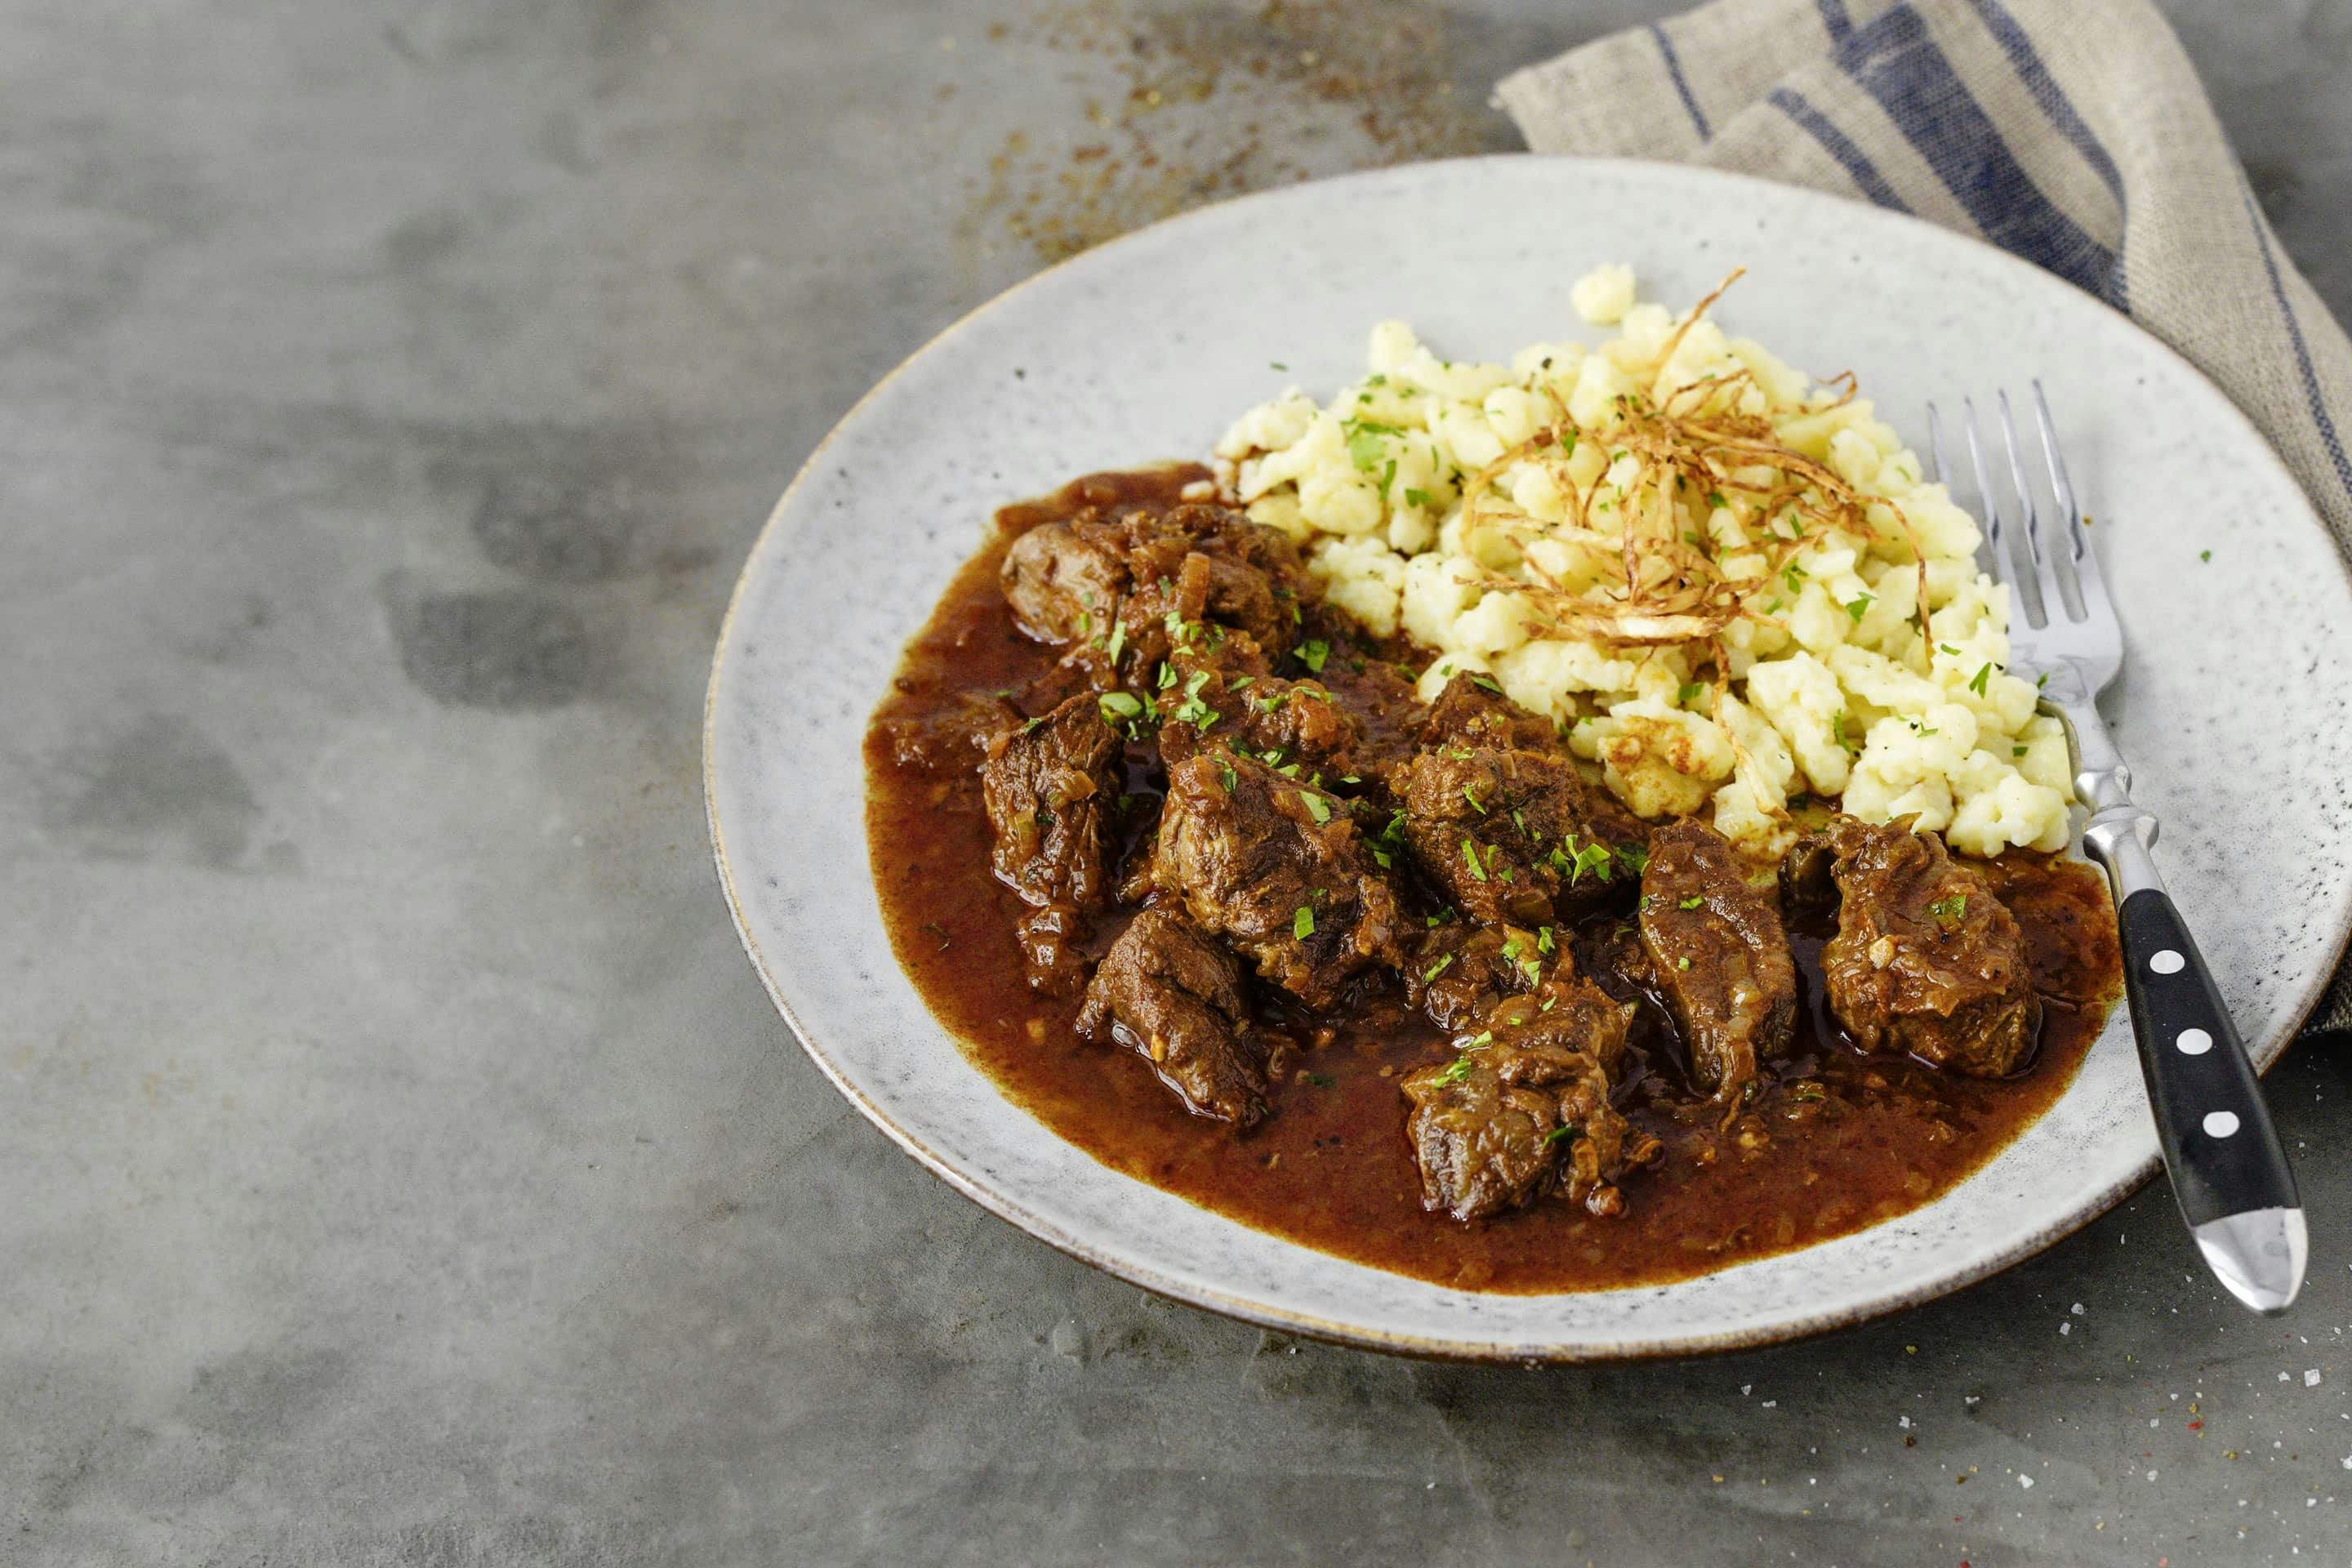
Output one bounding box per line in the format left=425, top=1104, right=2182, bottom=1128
left=6, top=2, right=2351, bottom=1562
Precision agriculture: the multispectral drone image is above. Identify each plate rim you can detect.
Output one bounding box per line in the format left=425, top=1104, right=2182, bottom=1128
left=705, top=153, right=2352, bottom=1362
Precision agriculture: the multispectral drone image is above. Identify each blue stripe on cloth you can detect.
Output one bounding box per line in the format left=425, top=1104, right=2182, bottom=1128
left=1958, top=0, right=2128, bottom=311
left=1960, top=0, right=2123, bottom=203
left=1833, top=4, right=2122, bottom=303
left=1769, top=87, right=1913, bottom=212
left=1816, top=0, right=1853, bottom=42
left=2242, top=180, right=2352, bottom=506
left=1649, top=23, right=1711, bottom=140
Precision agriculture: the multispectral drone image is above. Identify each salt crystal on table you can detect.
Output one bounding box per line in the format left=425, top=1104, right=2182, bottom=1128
left=2020, top=1474, right=2035, bottom=1489
left=2071, top=1303, right=2085, bottom=1315
left=2307, top=1370, right=2324, bottom=1387
left=2147, top=1470, right=2159, bottom=1481
left=1900, top=1416, right=1911, bottom=1429
left=2060, top=1322, right=2071, bottom=1336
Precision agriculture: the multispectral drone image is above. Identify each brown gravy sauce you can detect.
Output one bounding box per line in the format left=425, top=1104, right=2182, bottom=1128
left=864, top=468, right=2123, bottom=1294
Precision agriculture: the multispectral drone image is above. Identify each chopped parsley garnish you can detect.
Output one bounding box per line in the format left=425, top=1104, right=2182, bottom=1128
left=1928, top=893, right=1968, bottom=927
left=1462, top=786, right=1486, bottom=815
left=1270, top=361, right=1288, bottom=371
left=1219, top=761, right=1237, bottom=794
left=2037, top=671, right=2051, bottom=689
left=2013, top=743, right=2028, bottom=757
left=1542, top=1124, right=1582, bottom=1147
left=1938, top=643, right=1960, bottom=657
left=1677, top=894, right=1704, bottom=911
left=1098, top=691, right=1143, bottom=724
left=1782, top=562, right=1808, bottom=595
left=1833, top=711, right=1857, bottom=753
left=1844, top=595, right=1873, bottom=624
left=1706, top=489, right=1727, bottom=510
left=1968, top=662, right=1992, bottom=696
left=1020, top=715, right=1048, bottom=735
left=2199, top=549, right=2212, bottom=563
left=1558, top=832, right=1614, bottom=886
left=1300, top=792, right=1331, bottom=825
left=1292, top=905, right=1316, bottom=939
left=1500, top=938, right=1523, bottom=961
left=1102, top=621, right=1125, bottom=663
left=1343, top=419, right=1403, bottom=472
left=1613, top=843, right=1649, bottom=875
left=1536, top=925, right=1554, bottom=954
left=1404, top=488, right=1432, bottom=508
left=1462, top=838, right=1489, bottom=881
left=1423, top=953, right=1455, bottom=983
left=1677, top=956, right=1692, bottom=971
left=1677, top=681, right=1705, bottom=706
left=1156, top=662, right=1178, bottom=691
left=1306, top=1071, right=1334, bottom=1089
left=1294, top=639, right=1330, bottom=674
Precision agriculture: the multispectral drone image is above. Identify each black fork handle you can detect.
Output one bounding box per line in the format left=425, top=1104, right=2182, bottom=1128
left=2115, top=888, right=2299, bottom=1225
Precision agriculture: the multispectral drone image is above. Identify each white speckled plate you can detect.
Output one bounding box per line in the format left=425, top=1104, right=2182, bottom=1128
left=706, top=158, right=2352, bottom=1361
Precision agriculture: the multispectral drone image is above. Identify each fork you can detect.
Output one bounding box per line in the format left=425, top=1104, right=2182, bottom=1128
left=1926, top=385, right=2306, bottom=1315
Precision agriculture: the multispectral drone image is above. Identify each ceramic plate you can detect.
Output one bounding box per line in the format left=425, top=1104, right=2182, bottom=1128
left=706, top=157, right=2352, bottom=1361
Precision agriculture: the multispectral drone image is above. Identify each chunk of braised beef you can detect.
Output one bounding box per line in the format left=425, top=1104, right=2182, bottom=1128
left=1786, top=815, right=2042, bottom=1077
left=1637, top=819, right=1797, bottom=1107
left=1000, top=518, right=1129, bottom=646
left=1156, top=634, right=1361, bottom=778
left=1400, top=977, right=1659, bottom=1222
left=1000, top=503, right=1307, bottom=671
left=1150, top=751, right=1405, bottom=1009
left=1077, top=909, right=1267, bottom=1126
left=1405, top=918, right=1552, bottom=1033
left=978, top=693, right=1120, bottom=992
left=1396, top=745, right=1646, bottom=927
left=1419, top=672, right=1561, bottom=751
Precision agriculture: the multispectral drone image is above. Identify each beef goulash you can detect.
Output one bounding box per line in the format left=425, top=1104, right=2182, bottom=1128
left=867, top=467, right=2122, bottom=1294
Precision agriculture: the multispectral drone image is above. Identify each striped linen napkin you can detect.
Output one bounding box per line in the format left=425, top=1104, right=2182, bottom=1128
left=1499, top=0, right=2352, bottom=1037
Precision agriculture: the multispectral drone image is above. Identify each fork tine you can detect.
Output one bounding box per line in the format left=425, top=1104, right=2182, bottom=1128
left=1997, top=390, right=2055, bottom=629
left=2033, top=383, right=2120, bottom=647
left=1961, top=397, right=2016, bottom=599
left=2029, top=382, right=2089, bottom=621
left=1927, top=401, right=1949, bottom=484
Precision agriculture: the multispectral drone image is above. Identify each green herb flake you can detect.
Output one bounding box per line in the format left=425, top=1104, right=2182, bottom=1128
left=1536, top=925, right=1555, bottom=954
left=1098, top=691, right=1143, bottom=722
left=1294, top=639, right=1330, bottom=674
left=1301, top=792, right=1331, bottom=825
left=1677, top=681, right=1706, bottom=706
left=1677, top=956, right=1691, bottom=971
left=1677, top=894, right=1704, bottom=911
left=1543, top=1124, right=1583, bottom=1147
left=1928, top=894, right=1968, bottom=927
left=2013, top=743, right=2029, bottom=757
left=1405, top=488, right=1432, bottom=508
left=1270, top=361, right=1288, bottom=372
left=2199, top=549, right=2212, bottom=563
left=1969, top=662, right=1992, bottom=697
left=1462, top=786, right=1487, bottom=815
left=1844, top=595, right=1874, bottom=624
left=1463, top=838, right=1489, bottom=882
left=1423, top=953, right=1455, bottom=983
left=1293, top=906, right=1316, bottom=940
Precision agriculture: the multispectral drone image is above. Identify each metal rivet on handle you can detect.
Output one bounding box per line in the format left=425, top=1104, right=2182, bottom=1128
left=2202, top=1110, right=2241, bottom=1138
left=2150, top=950, right=2185, bottom=974
left=2176, top=1028, right=2214, bottom=1056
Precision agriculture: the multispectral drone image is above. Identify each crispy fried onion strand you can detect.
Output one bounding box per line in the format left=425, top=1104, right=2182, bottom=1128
left=1454, top=273, right=1930, bottom=651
